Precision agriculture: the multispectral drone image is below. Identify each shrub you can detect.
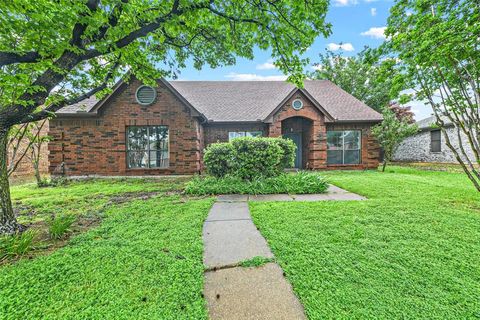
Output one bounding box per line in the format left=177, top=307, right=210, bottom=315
left=185, top=172, right=328, bottom=195
left=48, top=215, right=76, bottom=240
left=231, top=137, right=284, bottom=180
left=203, top=143, right=235, bottom=178
left=203, top=137, right=297, bottom=180
left=275, top=138, right=296, bottom=169
left=0, top=229, right=37, bottom=259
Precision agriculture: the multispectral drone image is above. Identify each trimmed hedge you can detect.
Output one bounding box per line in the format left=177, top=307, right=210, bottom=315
left=203, top=137, right=296, bottom=180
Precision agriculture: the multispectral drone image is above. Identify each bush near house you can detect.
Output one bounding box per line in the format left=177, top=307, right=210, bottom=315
left=203, top=137, right=296, bottom=180
left=185, top=172, right=328, bottom=195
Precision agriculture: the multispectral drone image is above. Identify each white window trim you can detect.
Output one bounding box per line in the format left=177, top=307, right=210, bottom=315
left=327, top=130, right=362, bottom=165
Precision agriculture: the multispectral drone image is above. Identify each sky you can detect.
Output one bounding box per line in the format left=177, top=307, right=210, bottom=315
left=168, top=0, right=433, bottom=121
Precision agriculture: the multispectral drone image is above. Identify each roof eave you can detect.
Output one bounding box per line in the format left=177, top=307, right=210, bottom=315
left=54, top=112, right=99, bottom=118
left=327, top=118, right=383, bottom=124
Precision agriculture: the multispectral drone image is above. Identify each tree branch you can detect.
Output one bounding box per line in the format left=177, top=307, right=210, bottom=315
left=17, top=59, right=121, bottom=124
left=0, top=51, right=41, bottom=67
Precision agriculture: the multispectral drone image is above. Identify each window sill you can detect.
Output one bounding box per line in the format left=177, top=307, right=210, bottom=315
left=327, top=163, right=362, bottom=167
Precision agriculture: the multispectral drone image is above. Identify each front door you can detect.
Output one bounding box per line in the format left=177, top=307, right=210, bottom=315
left=283, top=133, right=302, bottom=168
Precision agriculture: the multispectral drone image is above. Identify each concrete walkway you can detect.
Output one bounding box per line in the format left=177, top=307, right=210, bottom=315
left=202, top=185, right=365, bottom=319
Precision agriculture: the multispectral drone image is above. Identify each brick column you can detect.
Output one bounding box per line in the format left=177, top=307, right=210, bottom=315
left=268, top=123, right=282, bottom=137
left=309, top=119, right=327, bottom=169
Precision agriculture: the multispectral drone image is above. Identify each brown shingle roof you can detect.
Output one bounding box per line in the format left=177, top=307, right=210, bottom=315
left=57, top=80, right=382, bottom=122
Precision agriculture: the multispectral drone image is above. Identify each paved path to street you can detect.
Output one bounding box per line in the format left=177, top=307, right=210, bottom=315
left=202, top=185, right=365, bottom=320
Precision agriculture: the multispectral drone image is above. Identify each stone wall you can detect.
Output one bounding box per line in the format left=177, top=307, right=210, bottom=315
left=393, top=126, right=475, bottom=163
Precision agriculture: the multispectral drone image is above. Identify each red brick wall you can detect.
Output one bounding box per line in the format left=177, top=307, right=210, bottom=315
left=48, top=79, right=203, bottom=176
left=203, top=123, right=268, bottom=147
left=326, top=123, right=380, bottom=169
left=268, top=91, right=380, bottom=170
left=268, top=91, right=327, bottom=169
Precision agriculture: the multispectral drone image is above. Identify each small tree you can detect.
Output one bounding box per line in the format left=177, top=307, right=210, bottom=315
left=7, top=120, right=50, bottom=185
left=372, top=107, right=418, bottom=172
left=389, top=102, right=415, bottom=124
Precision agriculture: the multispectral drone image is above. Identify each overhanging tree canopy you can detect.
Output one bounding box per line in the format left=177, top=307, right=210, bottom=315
left=0, top=0, right=331, bottom=234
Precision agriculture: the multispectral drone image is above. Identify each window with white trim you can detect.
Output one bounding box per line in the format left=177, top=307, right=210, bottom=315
left=327, top=130, right=361, bottom=165
left=228, top=131, right=263, bottom=141
left=126, top=126, right=169, bottom=168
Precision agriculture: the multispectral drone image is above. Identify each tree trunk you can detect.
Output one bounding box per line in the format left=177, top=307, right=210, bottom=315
left=33, top=158, right=41, bottom=186
left=0, top=126, right=19, bottom=235
left=382, top=160, right=387, bottom=172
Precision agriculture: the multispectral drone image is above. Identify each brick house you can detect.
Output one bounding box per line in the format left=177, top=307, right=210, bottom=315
left=49, top=79, right=382, bottom=176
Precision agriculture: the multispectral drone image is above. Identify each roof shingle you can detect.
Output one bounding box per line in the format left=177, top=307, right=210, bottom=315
left=57, top=80, right=382, bottom=122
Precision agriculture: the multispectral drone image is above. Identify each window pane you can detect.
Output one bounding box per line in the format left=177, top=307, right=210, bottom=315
left=431, top=130, right=441, bottom=152
left=327, top=150, right=343, bottom=164
left=344, top=150, right=360, bottom=164
left=246, top=131, right=262, bottom=138
left=149, top=126, right=168, bottom=150
left=327, top=131, right=343, bottom=150
left=127, top=127, right=148, bottom=150
left=228, top=132, right=245, bottom=141
left=127, top=151, right=148, bottom=168
left=344, top=131, right=361, bottom=150
left=431, top=140, right=441, bottom=152
left=431, top=130, right=441, bottom=141
left=149, top=150, right=169, bottom=168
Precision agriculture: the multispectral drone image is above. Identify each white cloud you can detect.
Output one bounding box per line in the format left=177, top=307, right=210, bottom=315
left=360, top=26, right=387, bottom=39
left=311, top=65, right=323, bottom=71
left=371, top=8, right=377, bottom=16
left=256, top=59, right=276, bottom=70
left=225, top=72, right=287, bottom=81
left=333, top=0, right=358, bottom=6
left=327, top=42, right=355, bottom=51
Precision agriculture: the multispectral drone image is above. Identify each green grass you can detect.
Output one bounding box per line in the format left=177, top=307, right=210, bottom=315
left=239, top=256, right=275, bottom=268
left=10, top=177, right=189, bottom=224
left=185, top=172, right=328, bottom=195
left=0, top=195, right=214, bottom=319
left=249, top=166, right=480, bottom=319
left=2, top=177, right=214, bottom=319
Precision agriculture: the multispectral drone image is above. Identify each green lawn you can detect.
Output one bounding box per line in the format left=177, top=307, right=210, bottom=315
left=250, top=166, right=480, bottom=319
left=1, top=179, right=213, bottom=319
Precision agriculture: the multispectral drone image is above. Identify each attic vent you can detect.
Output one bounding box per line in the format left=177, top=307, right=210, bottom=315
left=135, top=85, right=156, bottom=105
left=292, top=98, right=303, bottom=110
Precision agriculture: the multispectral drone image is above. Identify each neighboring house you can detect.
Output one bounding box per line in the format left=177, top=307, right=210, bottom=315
left=393, top=116, right=475, bottom=163
left=48, top=79, right=382, bottom=176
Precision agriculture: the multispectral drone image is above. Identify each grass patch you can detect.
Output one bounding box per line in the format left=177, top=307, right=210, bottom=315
left=185, top=172, right=328, bottom=195
left=0, top=195, right=214, bottom=319
left=249, top=166, right=480, bottom=319
left=3, top=177, right=191, bottom=264
left=239, top=256, right=275, bottom=268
